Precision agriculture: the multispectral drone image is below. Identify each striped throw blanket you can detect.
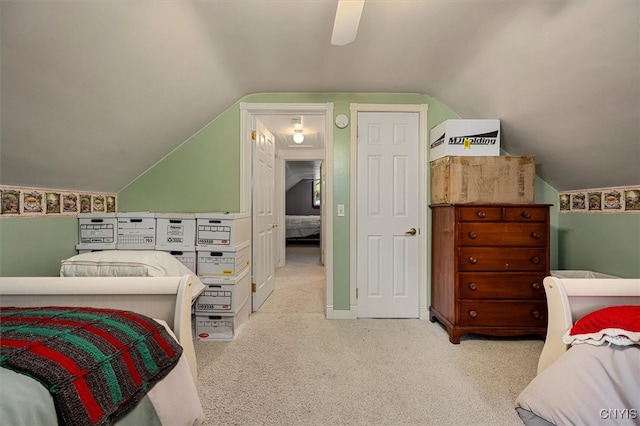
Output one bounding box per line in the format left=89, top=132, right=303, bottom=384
left=0, top=306, right=183, bottom=426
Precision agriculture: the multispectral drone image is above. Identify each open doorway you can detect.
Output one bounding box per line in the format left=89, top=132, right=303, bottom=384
left=284, top=160, right=323, bottom=264
left=239, top=102, right=333, bottom=317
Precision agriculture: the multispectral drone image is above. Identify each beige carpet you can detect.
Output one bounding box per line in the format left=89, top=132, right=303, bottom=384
left=194, top=244, right=541, bottom=425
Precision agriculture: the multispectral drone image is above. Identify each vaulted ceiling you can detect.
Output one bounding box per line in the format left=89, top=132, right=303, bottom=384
left=1, top=1, right=638, bottom=193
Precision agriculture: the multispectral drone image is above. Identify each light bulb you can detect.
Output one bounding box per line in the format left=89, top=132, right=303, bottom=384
left=293, top=131, right=304, bottom=144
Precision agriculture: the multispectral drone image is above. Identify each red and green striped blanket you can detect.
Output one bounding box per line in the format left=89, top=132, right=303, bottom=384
left=0, top=306, right=183, bottom=426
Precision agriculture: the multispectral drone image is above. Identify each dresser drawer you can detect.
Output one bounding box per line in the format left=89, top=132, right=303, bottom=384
left=504, top=207, right=548, bottom=222
left=457, top=300, right=547, bottom=326
left=458, top=272, right=546, bottom=300
left=458, top=247, right=547, bottom=271
left=458, top=207, right=503, bottom=222
left=458, top=223, right=547, bottom=246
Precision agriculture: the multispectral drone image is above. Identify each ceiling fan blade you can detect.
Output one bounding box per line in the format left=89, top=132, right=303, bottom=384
left=331, top=0, right=365, bottom=46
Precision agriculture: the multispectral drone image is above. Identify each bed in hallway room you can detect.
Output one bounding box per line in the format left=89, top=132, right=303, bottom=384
left=285, top=215, right=321, bottom=241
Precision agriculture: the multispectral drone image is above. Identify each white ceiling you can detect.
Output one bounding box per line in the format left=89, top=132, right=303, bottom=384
left=1, top=1, right=638, bottom=193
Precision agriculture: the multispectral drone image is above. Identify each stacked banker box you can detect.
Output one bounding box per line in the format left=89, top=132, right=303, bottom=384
left=155, top=213, right=197, bottom=273
left=194, top=213, right=251, bottom=340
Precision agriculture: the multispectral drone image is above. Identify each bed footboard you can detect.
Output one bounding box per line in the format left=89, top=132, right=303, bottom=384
left=0, top=275, right=198, bottom=384
left=537, top=276, right=640, bottom=374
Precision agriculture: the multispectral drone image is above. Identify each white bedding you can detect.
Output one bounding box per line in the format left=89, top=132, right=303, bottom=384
left=515, top=344, right=640, bottom=425
left=60, top=250, right=205, bottom=300
left=285, top=215, right=321, bottom=238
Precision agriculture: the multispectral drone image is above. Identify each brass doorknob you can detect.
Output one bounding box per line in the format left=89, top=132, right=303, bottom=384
left=406, top=228, right=417, bottom=235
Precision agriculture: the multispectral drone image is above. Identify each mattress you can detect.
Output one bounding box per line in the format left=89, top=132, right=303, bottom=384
left=285, top=215, right=321, bottom=238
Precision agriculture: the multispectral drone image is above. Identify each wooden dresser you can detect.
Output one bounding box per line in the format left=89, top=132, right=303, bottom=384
left=429, top=204, right=550, bottom=343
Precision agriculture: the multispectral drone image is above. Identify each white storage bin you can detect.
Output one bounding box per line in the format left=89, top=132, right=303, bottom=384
left=155, top=214, right=196, bottom=250
left=195, top=298, right=250, bottom=341
left=195, top=268, right=250, bottom=313
left=196, top=241, right=250, bottom=277
left=195, top=213, right=251, bottom=251
left=430, top=119, right=500, bottom=162
left=76, top=213, right=117, bottom=250
left=551, top=270, right=619, bottom=279
left=166, top=250, right=197, bottom=274
left=116, top=212, right=156, bottom=250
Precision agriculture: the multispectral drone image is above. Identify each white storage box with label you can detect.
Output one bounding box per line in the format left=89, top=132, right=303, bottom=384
left=76, top=213, right=117, bottom=250
left=167, top=250, right=197, bottom=273
left=195, top=268, right=250, bottom=313
left=195, top=213, right=251, bottom=250
left=116, top=212, right=156, bottom=250
left=195, top=298, right=250, bottom=341
left=196, top=241, right=250, bottom=277
left=155, top=213, right=196, bottom=250
left=430, top=119, right=501, bottom=162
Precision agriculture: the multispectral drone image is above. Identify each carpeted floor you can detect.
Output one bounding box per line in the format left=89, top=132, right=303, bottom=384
left=194, top=243, right=541, bottom=425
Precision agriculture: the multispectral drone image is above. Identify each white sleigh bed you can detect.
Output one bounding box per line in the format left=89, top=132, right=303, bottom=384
left=0, top=275, right=204, bottom=426
left=515, top=276, right=640, bottom=425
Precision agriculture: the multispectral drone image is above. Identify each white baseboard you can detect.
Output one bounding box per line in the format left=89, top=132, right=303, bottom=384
left=420, top=306, right=429, bottom=320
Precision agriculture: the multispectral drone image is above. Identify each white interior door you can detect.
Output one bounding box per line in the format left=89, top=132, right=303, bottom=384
left=357, top=112, right=419, bottom=318
left=252, top=118, right=276, bottom=311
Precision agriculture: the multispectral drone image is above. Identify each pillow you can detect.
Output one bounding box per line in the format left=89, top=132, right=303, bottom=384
left=60, top=250, right=205, bottom=299
left=563, top=305, right=640, bottom=346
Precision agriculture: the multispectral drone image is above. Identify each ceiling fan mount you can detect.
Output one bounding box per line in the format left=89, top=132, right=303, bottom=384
left=331, top=0, right=365, bottom=46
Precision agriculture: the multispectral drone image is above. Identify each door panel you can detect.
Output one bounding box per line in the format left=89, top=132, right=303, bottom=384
left=357, top=112, right=419, bottom=318
left=252, top=119, right=276, bottom=311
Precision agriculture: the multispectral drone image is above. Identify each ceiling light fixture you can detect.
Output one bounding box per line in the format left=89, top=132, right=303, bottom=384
left=293, top=129, right=304, bottom=144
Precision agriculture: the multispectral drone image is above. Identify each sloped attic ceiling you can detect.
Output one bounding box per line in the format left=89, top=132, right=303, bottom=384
left=1, top=0, right=638, bottom=194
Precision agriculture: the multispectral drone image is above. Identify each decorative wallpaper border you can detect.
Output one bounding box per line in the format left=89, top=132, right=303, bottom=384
left=0, top=185, right=116, bottom=217
left=559, top=186, right=640, bottom=214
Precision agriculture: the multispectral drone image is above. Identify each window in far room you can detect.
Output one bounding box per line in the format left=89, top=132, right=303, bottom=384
left=312, top=179, right=321, bottom=208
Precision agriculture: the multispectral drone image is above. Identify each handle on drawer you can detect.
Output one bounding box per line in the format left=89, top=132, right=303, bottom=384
left=531, top=310, right=543, bottom=320
left=531, top=282, right=541, bottom=291
left=530, top=232, right=541, bottom=240
left=468, top=256, right=477, bottom=264
left=468, top=282, right=477, bottom=291
left=476, top=211, right=486, bottom=218
left=468, top=231, right=477, bottom=239
left=531, top=256, right=540, bottom=264
left=468, top=310, right=478, bottom=319
left=521, top=211, right=532, bottom=219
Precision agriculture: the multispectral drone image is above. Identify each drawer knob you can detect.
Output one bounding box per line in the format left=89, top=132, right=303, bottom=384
left=468, top=231, right=478, bottom=239
left=468, top=256, right=477, bottom=264
left=468, top=282, right=477, bottom=291
left=531, top=310, right=542, bottom=320
left=521, top=211, right=532, bottom=219
left=469, top=310, right=477, bottom=319
left=531, top=282, right=541, bottom=291
left=531, top=256, right=540, bottom=264
left=476, top=211, right=486, bottom=218
left=530, top=232, right=541, bottom=240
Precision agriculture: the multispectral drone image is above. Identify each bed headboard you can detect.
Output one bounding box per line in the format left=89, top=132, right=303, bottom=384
left=0, top=275, right=198, bottom=384
left=537, top=276, right=640, bottom=374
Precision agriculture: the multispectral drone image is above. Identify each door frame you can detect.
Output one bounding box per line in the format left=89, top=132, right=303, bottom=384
left=240, top=102, right=334, bottom=318
left=349, top=103, right=429, bottom=319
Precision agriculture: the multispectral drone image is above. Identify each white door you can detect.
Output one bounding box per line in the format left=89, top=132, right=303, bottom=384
left=357, top=112, right=419, bottom=318
left=252, top=118, right=276, bottom=311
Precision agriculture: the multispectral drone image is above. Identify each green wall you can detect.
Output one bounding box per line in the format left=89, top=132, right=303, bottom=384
left=557, top=213, right=640, bottom=278
left=117, top=92, right=462, bottom=310
left=2, top=92, right=638, bottom=295
left=0, top=216, right=78, bottom=276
